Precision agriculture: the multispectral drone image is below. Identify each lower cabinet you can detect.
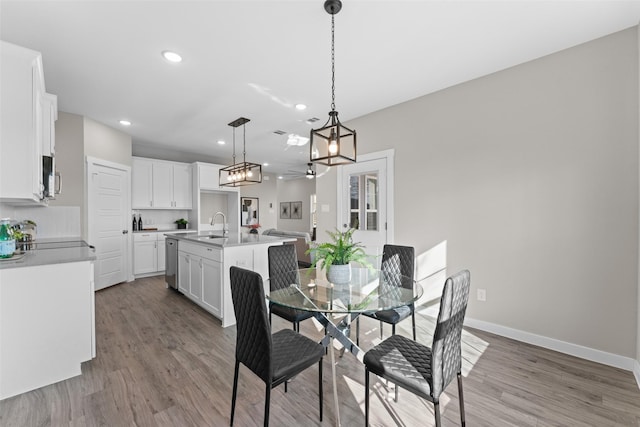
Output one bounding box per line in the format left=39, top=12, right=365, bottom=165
left=133, top=232, right=169, bottom=277
left=178, top=241, right=223, bottom=319
left=177, top=240, right=280, bottom=327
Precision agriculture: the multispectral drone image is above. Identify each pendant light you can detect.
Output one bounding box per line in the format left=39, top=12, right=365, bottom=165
left=310, top=0, right=356, bottom=166
left=219, top=117, right=262, bottom=187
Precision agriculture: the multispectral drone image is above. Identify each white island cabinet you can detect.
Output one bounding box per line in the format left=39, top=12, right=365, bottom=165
left=0, top=260, right=95, bottom=400
left=175, top=233, right=294, bottom=327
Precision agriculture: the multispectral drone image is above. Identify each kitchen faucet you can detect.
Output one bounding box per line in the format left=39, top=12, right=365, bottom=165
left=211, top=211, right=228, bottom=235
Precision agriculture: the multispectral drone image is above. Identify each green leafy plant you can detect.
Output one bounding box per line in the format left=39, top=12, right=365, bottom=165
left=175, top=218, right=188, bottom=225
left=307, top=228, right=373, bottom=271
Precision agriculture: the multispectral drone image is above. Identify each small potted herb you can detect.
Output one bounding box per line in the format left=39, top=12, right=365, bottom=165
left=175, top=218, right=188, bottom=229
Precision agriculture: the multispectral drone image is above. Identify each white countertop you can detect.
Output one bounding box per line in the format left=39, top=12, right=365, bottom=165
left=0, top=237, right=96, bottom=270
left=167, top=231, right=296, bottom=248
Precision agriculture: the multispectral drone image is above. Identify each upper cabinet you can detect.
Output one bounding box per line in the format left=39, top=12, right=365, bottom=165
left=0, top=41, right=57, bottom=205
left=132, top=157, right=193, bottom=209
left=40, top=93, right=57, bottom=157
left=195, top=162, right=239, bottom=192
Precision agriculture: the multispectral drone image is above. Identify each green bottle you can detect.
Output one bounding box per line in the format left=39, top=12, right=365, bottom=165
left=0, top=218, right=16, bottom=258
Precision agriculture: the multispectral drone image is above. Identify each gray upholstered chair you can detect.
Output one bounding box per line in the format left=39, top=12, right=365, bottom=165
left=356, top=244, right=416, bottom=346
left=229, top=266, right=324, bottom=427
left=268, top=244, right=314, bottom=332
left=363, top=269, right=470, bottom=427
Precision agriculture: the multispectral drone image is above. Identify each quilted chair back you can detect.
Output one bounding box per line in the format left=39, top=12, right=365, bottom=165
left=268, top=244, right=301, bottom=292
left=230, top=266, right=273, bottom=384
left=430, top=270, right=470, bottom=398
left=381, top=244, right=415, bottom=289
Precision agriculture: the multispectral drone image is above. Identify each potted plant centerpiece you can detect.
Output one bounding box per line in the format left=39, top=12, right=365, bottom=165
left=175, top=218, right=188, bottom=229
left=307, top=228, right=373, bottom=284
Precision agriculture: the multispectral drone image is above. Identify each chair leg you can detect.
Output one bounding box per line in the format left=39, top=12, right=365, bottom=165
left=411, top=311, right=416, bottom=341
left=365, top=368, right=370, bottom=426
left=392, top=323, right=396, bottom=336
left=284, top=380, right=287, bottom=393
left=379, top=321, right=383, bottom=340
left=264, top=384, right=271, bottom=427
left=318, top=359, right=323, bottom=421
left=434, top=400, right=441, bottom=427
left=356, top=317, right=360, bottom=346
left=230, top=361, right=240, bottom=426
left=457, top=372, right=466, bottom=426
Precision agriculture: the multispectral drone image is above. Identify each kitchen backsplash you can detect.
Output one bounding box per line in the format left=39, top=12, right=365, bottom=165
left=135, top=209, right=191, bottom=230
left=1, top=205, right=81, bottom=238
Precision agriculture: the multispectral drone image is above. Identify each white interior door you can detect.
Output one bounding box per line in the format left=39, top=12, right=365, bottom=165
left=337, top=150, right=394, bottom=264
left=87, top=157, right=130, bottom=290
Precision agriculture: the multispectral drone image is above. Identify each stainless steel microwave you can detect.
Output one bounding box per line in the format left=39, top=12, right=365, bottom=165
left=42, top=155, right=60, bottom=200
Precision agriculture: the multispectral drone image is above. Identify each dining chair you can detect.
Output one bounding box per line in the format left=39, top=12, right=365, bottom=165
left=355, top=244, right=416, bottom=346
left=229, top=266, right=324, bottom=427
left=268, top=244, right=314, bottom=332
left=363, top=269, right=470, bottom=427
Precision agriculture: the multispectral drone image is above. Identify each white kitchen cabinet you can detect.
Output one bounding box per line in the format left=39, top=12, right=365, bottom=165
left=40, top=92, right=57, bottom=157
left=195, top=162, right=239, bottom=192
left=133, top=232, right=165, bottom=276
left=157, top=234, right=166, bottom=271
left=132, top=158, right=153, bottom=208
left=177, top=241, right=223, bottom=319
left=201, top=257, right=222, bottom=317
left=0, top=261, right=95, bottom=400
left=0, top=41, right=46, bottom=204
left=178, top=252, right=190, bottom=295
left=132, top=157, right=193, bottom=209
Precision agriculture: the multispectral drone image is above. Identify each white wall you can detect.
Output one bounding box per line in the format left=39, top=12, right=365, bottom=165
left=318, top=27, right=639, bottom=359
left=239, top=173, right=279, bottom=232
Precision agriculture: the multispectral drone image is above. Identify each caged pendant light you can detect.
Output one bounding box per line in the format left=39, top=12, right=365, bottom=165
left=219, top=117, right=262, bottom=187
left=310, top=0, right=356, bottom=166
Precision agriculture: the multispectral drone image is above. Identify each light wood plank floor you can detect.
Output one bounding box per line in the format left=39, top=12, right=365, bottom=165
left=1, top=275, right=639, bottom=426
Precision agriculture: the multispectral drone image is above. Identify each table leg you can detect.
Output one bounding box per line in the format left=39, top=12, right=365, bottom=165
left=329, top=336, right=341, bottom=427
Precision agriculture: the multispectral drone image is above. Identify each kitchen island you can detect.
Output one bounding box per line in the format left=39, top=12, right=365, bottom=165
left=0, top=238, right=96, bottom=400
left=169, top=232, right=294, bottom=327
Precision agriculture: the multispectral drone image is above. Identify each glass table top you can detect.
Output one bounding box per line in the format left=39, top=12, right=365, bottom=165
left=267, top=267, right=423, bottom=314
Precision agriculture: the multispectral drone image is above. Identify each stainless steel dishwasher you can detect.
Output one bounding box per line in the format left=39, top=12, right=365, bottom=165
left=165, top=236, right=178, bottom=289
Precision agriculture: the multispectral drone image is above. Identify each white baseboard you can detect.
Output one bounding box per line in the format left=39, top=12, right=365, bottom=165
left=464, top=317, right=636, bottom=373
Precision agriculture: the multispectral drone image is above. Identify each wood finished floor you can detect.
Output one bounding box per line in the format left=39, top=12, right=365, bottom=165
left=1, top=275, right=639, bottom=426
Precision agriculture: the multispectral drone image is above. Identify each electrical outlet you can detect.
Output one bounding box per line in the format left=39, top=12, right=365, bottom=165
left=477, top=289, right=486, bottom=302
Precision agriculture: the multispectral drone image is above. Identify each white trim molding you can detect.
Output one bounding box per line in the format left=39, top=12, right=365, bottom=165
left=465, top=317, right=637, bottom=373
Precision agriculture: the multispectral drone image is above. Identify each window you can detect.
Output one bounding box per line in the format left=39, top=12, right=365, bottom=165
left=349, top=173, right=378, bottom=231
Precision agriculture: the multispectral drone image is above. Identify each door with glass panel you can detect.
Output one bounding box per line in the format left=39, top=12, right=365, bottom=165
left=339, top=156, right=389, bottom=263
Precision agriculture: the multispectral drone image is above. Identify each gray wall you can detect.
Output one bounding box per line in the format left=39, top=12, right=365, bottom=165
left=83, top=116, right=132, bottom=167
left=318, top=27, right=639, bottom=358
left=276, top=178, right=316, bottom=233
left=240, top=173, right=279, bottom=232
left=50, top=112, right=84, bottom=208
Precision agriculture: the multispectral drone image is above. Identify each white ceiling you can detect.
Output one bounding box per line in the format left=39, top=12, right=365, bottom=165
left=2, top=1, right=640, bottom=175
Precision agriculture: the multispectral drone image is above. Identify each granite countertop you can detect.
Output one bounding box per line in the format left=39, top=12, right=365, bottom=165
left=0, top=237, right=96, bottom=270
left=168, top=231, right=296, bottom=248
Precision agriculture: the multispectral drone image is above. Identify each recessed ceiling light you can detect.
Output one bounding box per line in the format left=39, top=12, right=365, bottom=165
left=217, top=140, right=225, bottom=145
left=119, top=120, right=131, bottom=126
left=295, top=104, right=307, bottom=111
left=278, top=176, right=283, bottom=180
left=263, top=163, right=269, bottom=167
left=162, top=50, right=182, bottom=63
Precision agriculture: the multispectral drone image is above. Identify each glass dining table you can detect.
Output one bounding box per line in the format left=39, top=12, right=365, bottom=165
left=268, top=267, right=423, bottom=426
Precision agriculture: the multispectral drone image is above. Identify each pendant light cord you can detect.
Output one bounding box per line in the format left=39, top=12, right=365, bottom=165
left=331, top=13, right=335, bottom=112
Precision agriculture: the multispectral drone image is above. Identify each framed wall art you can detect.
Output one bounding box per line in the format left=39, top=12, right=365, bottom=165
left=241, top=197, right=259, bottom=226
left=280, top=202, right=291, bottom=219
left=291, top=201, right=302, bottom=219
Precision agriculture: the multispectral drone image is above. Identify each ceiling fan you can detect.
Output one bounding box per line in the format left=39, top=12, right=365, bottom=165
left=281, top=163, right=329, bottom=180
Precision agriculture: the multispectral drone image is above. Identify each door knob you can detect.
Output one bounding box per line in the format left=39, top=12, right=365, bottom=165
left=122, top=230, right=129, bottom=234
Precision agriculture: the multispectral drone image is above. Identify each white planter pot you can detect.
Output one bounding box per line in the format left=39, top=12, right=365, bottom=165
left=327, top=264, right=351, bottom=284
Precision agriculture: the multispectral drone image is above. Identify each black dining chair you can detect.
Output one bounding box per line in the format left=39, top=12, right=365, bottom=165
left=268, top=244, right=314, bottom=332
left=229, top=266, right=324, bottom=427
left=355, top=244, right=416, bottom=346
left=363, top=269, right=470, bottom=427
